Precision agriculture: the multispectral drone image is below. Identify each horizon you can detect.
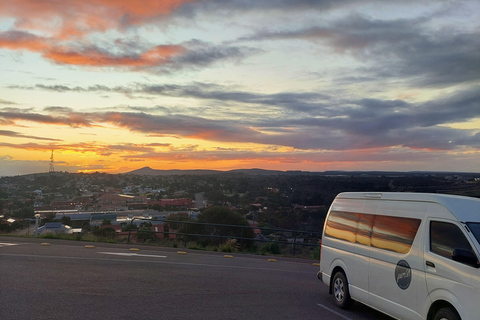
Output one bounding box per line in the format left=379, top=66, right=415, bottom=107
left=1, top=0, right=479, bottom=176
left=2, top=166, right=479, bottom=178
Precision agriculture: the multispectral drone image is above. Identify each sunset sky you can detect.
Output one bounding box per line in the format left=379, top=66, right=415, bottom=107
left=1, top=0, right=479, bottom=176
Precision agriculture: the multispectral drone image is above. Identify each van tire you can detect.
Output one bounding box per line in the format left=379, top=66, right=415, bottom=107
left=332, top=271, right=353, bottom=309
left=433, top=307, right=460, bottom=320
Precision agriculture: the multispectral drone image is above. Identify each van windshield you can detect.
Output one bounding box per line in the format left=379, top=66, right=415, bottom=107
left=466, top=223, right=480, bottom=244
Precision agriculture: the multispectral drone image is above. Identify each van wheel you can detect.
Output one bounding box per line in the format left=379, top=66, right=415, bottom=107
left=332, top=271, right=353, bottom=309
left=433, top=307, right=460, bottom=320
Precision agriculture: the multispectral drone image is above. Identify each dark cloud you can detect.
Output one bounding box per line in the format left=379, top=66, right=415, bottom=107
left=382, top=33, right=480, bottom=87
left=176, top=0, right=378, bottom=18
left=0, top=130, right=62, bottom=141
left=240, top=14, right=480, bottom=87
left=36, top=85, right=79, bottom=92
left=252, top=86, right=480, bottom=150
left=23, top=82, right=331, bottom=114
left=0, top=99, right=17, bottom=105
left=99, top=112, right=262, bottom=143
left=0, top=30, right=50, bottom=51
left=43, top=106, right=74, bottom=113
left=0, top=109, right=93, bottom=127
left=150, top=39, right=261, bottom=73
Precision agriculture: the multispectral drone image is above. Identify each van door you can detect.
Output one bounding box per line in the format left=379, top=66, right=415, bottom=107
left=424, top=220, right=480, bottom=320
left=368, top=215, right=424, bottom=320
left=351, top=213, right=375, bottom=304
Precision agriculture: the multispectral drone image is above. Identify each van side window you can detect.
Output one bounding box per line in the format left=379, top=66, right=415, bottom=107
left=430, top=221, right=473, bottom=260
left=356, top=214, right=375, bottom=246
left=324, top=211, right=359, bottom=243
left=371, top=216, right=421, bottom=254
left=325, top=211, right=421, bottom=254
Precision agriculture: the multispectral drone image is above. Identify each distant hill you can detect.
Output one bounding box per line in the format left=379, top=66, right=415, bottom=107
left=124, top=167, right=301, bottom=176
left=125, top=167, right=220, bottom=176
left=228, top=168, right=287, bottom=175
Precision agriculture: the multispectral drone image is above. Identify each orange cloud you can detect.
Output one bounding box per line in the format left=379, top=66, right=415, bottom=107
left=44, top=44, right=185, bottom=66
left=0, top=30, right=186, bottom=67
left=0, top=0, right=194, bottom=39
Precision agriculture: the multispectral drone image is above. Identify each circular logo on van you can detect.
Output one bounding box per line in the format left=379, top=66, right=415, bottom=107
left=395, top=260, right=411, bottom=290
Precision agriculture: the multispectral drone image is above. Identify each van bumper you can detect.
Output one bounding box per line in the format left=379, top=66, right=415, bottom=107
left=317, top=271, right=323, bottom=281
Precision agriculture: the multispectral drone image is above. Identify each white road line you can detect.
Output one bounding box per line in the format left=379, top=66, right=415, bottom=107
left=316, top=303, right=354, bottom=320
left=97, top=252, right=167, bottom=258
left=0, top=242, right=19, bottom=247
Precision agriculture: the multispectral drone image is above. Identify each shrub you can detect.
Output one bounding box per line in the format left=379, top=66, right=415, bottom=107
left=93, top=227, right=116, bottom=239
left=219, top=239, right=240, bottom=253
left=261, top=242, right=281, bottom=255
left=311, top=246, right=321, bottom=260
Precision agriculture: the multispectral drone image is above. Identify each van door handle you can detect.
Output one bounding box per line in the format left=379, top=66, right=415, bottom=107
left=426, top=261, right=435, bottom=268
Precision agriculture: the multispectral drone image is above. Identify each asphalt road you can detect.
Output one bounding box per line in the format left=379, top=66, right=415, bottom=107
left=0, top=236, right=393, bottom=320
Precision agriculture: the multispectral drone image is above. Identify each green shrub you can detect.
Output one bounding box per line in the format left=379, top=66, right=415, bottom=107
left=219, top=239, right=240, bottom=253
left=261, top=242, right=281, bottom=255
left=311, top=246, right=321, bottom=260
left=187, top=241, right=205, bottom=250
left=93, top=227, right=116, bottom=239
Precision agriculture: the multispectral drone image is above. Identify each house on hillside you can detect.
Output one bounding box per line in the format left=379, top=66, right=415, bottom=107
left=91, top=213, right=118, bottom=226
left=115, top=222, right=177, bottom=242
left=147, top=198, right=193, bottom=208
left=37, top=222, right=72, bottom=235
left=54, top=213, right=92, bottom=228
left=50, top=199, right=76, bottom=210
left=97, top=194, right=146, bottom=211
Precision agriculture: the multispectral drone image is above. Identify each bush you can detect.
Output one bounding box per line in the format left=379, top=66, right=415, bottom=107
left=311, top=246, right=321, bottom=260
left=261, top=242, right=281, bottom=255
left=93, top=227, right=116, bottom=239
left=185, top=206, right=254, bottom=248
left=137, top=229, right=158, bottom=242
left=187, top=241, right=205, bottom=250
left=219, top=239, right=240, bottom=253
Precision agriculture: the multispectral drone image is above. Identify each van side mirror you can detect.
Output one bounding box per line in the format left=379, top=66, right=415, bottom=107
left=452, top=248, right=480, bottom=268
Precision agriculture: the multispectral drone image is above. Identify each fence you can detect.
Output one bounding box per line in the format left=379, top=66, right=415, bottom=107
left=127, top=218, right=322, bottom=257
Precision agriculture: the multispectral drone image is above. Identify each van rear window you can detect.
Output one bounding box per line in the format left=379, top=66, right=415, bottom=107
left=325, top=211, right=421, bottom=254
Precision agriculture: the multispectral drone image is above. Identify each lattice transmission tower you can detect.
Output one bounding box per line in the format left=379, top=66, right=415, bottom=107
left=49, top=149, right=55, bottom=173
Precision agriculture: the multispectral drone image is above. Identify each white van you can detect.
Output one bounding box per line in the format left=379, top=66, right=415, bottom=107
left=319, top=192, right=480, bottom=320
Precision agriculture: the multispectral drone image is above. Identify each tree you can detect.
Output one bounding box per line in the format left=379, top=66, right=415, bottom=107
left=0, top=222, right=11, bottom=233
left=166, top=212, right=191, bottom=230
left=82, top=222, right=91, bottom=233
left=190, top=206, right=254, bottom=247
left=136, top=221, right=157, bottom=242
left=198, top=206, right=250, bottom=226
left=61, top=216, right=71, bottom=226
left=93, top=227, right=116, bottom=239
left=12, top=207, right=34, bottom=219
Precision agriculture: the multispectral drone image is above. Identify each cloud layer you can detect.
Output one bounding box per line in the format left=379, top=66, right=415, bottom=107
left=1, top=84, right=479, bottom=152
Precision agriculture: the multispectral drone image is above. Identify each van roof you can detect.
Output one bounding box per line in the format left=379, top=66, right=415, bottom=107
left=337, top=192, right=480, bottom=222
